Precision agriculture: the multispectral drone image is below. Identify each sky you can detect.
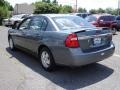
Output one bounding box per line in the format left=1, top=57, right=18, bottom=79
left=7, top=0, right=119, bottom=10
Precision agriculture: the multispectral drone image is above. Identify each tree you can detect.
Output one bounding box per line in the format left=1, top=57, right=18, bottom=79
left=60, top=5, right=72, bottom=13
left=53, top=0, right=58, bottom=4
left=97, top=8, right=105, bottom=13
left=0, top=6, right=9, bottom=17
left=0, top=0, right=5, bottom=6
left=0, top=0, right=11, bottom=18
left=42, top=0, right=46, bottom=2
left=34, top=1, right=60, bottom=14
left=78, top=7, right=87, bottom=13
left=105, top=8, right=113, bottom=14
left=89, top=9, right=97, bottom=14
left=46, top=0, right=50, bottom=3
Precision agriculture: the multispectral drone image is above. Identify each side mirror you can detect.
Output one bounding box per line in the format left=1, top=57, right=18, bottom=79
left=12, top=22, right=19, bottom=29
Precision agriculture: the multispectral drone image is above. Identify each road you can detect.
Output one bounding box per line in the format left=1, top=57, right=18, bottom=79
left=0, top=26, right=120, bottom=90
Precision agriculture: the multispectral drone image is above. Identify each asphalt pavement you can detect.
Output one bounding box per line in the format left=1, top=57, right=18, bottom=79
left=0, top=26, right=120, bottom=90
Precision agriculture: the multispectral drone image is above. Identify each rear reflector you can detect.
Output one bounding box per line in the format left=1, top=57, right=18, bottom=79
left=65, top=33, right=80, bottom=48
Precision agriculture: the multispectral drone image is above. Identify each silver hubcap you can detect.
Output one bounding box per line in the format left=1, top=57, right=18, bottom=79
left=41, top=51, right=50, bottom=68
left=9, top=38, right=13, bottom=49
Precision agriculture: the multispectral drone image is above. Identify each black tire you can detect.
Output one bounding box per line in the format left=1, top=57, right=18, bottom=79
left=117, top=29, right=120, bottom=31
left=112, top=28, right=117, bottom=35
left=39, top=47, right=56, bottom=71
left=8, top=37, right=15, bottom=51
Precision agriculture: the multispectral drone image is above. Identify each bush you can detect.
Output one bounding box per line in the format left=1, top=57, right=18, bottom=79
left=0, top=6, right=9, bottom=18
left=0, top=6, right=9, bottom=25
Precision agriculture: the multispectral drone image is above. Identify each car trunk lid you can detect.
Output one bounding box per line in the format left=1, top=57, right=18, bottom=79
left=72, top=28, right=112, bottom=52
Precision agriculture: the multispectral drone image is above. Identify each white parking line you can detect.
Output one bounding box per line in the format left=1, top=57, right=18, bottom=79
left=114, top=54, right=120, bottom=58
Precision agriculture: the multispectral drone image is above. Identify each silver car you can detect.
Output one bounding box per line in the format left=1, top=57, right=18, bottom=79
left=3, top=14, right=29, bottom=27
left=8, top=14, right=115, bottom=71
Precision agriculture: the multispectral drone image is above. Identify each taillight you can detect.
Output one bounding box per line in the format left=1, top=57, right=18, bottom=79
left=91, top=21, right=99, bottom=27
left=65, top=33, right=80, bottom=48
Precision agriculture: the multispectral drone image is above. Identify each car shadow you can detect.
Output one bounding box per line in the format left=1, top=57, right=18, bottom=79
left=6, top=48, right=114, bottom=89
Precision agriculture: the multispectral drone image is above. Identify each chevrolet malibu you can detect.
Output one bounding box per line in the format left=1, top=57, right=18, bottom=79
left=8, top=14, right=115, bottom=71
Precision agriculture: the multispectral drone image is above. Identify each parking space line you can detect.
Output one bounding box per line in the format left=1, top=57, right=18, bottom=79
left=114, top=54, right=120, bottom=58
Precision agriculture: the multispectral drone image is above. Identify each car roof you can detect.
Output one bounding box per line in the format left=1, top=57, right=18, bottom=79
left=70, top=13, right=90, bottom=14
left=90, top=14, right=115, bottom=19
left=31, top=14, right=77, bottom=18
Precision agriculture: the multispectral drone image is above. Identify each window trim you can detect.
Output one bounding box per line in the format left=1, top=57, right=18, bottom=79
left=17, top=17, right=31, bottom=30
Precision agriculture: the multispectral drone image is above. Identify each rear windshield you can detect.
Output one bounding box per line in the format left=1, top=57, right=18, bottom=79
left=99, top=16, right=115, bottom=21
left=52, top=16, right=94, bottom=30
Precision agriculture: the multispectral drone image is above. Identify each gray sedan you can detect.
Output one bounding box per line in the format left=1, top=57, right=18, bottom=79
left=8, top=14, right=115, bottom=71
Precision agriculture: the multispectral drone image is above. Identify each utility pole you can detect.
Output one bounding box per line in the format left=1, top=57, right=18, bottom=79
left=75, top=0, right=78, bottom=13
left=118, top=0, right=120, bottom=15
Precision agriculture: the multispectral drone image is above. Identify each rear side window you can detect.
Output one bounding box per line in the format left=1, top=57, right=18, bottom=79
left=99, top=16, right=115, bottom=21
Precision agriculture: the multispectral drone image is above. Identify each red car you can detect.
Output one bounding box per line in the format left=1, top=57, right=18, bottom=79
left=85, top=14, right=117, bottom=34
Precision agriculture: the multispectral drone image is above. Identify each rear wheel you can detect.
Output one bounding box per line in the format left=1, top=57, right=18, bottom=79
left=8, top=37, right=15, bottom=50
left=112, top=28, right=117, bottom=35
left=39, top=47, right=56, bottom=71
left=117, top=29, right=120, bottom=31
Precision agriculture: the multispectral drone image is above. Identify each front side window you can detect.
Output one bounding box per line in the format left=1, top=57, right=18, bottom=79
left=29, top=17, right=48, bottom=31
left=53, top=16, right=94, bottom=30
left=19, top=18, right=31, bottom=30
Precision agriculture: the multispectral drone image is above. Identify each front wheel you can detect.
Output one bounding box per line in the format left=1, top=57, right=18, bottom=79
left=8, top=37, right=15, bottom=50
left=39, top=47, right=56, bottom=71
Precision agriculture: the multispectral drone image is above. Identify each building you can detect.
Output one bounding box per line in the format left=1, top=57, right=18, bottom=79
left=13, top=3, right=35, bottom=15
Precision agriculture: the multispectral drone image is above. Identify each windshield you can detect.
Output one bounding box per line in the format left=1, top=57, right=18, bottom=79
left=52, top=16, right=94, bottom=30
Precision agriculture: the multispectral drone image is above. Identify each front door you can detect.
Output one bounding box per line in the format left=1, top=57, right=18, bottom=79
left=15, top=18, right=31, bottom=48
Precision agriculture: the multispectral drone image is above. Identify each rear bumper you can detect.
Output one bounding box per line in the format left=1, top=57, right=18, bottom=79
left=56, top=43, right=115, bottom=66
left=71, top=44, right=114, bottom=66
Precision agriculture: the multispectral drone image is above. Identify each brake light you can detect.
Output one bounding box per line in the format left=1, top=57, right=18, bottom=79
left=91, top=21, right=99, bottom=27
left=65, top=33, right=80, bottom=48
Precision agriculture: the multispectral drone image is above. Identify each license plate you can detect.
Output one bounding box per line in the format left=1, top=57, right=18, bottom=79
left=93, top=37, right=101, bottom=45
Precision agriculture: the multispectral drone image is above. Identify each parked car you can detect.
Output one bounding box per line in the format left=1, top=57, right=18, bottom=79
left=71, top=13, right=91, bottom=18
left=111, top=15, right=120, bottom=31
left=85, top=14, right=117, bottom=34
left=8, top=14, right=115, bottom=71
left=2, top=14, right=29, bottom=27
